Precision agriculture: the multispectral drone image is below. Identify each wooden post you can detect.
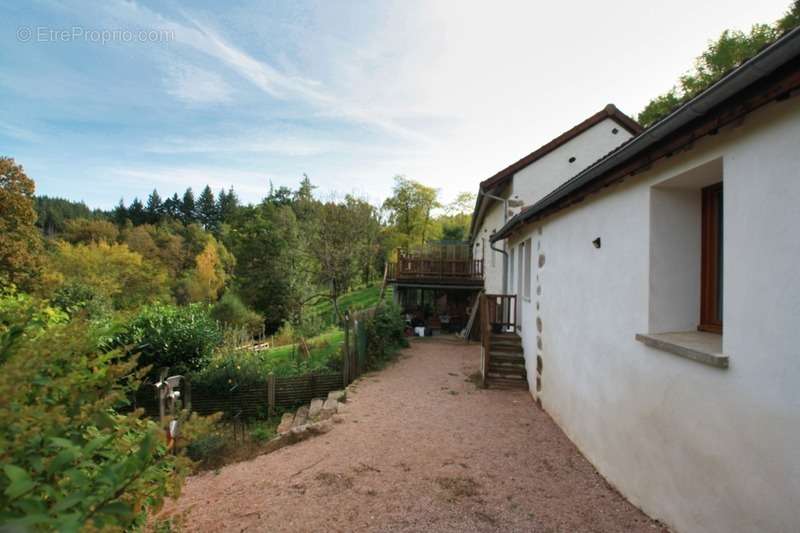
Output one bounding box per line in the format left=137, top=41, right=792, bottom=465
left=343, top=318, right=351, bottom=385
left=267, top=373, right=275, bottom=416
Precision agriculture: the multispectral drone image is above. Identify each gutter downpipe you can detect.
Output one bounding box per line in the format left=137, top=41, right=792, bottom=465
left=480, top=190, right=511, bottom=294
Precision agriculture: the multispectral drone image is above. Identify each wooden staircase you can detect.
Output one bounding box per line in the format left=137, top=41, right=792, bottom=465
left=480, top=293, right=529, bottom=390
left=486, top=332, right=528, bottom=389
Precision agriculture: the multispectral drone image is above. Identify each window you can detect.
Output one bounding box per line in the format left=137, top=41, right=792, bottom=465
left=699, top=183, right=723, bottom=333
left=509, top=247, right=515, bottom=292
left=517, top=242, right=524, bottom=299
left=523, top=238, right=532, bottom=299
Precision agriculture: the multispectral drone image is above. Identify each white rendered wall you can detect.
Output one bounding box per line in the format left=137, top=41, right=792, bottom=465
left=511, top=118, right=635, bottom=206
left=506, top=98, right=800, bottom=533
left=473, top=199, right=506, bottom=294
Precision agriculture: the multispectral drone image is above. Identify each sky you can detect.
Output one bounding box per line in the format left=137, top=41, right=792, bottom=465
left=0, top=0, right=792, bottom=209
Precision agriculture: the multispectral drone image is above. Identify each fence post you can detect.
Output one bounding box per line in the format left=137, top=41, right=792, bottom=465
left=267, top=373, right=275, bottom=416
left=343, top=318, right=351, bottom=385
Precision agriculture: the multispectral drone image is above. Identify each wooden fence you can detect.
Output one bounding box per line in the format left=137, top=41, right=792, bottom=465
left=134, top=304, right=383, bottom=420
left=342, top=306, right=377, bottom=386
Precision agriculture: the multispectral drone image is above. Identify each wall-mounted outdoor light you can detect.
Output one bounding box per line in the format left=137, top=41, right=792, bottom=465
left=592, top=237, right=601, bottom=249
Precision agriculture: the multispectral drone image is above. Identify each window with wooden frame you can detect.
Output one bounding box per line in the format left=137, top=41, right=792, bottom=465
left=699, top=183, right=723, bottom=333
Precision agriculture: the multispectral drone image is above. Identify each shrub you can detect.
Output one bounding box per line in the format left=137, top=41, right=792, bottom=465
left=0, top=319, right=188, bottom=531
left=51, top=281, right=112, bottom=318
left=365, top=302, right=408, bottom=363
left=0, top=288, right=67, bottom=347
left=211, top=293, right=264, bottom=335
left=116, top=303, right=223, bottom=376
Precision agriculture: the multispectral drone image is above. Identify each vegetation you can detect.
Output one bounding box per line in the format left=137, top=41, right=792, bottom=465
left=0, top=143, right=472, bottom=529
left=638, top=1, right=800, bottom=126
left=0, top=314, right=188, bottom=531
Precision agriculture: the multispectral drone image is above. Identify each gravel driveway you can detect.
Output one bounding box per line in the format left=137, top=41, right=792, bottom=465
left=166, top=337, right=663, bottom=532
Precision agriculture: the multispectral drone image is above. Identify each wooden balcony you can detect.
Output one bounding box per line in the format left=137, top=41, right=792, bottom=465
left=387, top=245, right=484, bottom=286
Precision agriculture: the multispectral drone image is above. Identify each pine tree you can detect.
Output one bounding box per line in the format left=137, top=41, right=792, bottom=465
left=113, top=198, right=128, bottom=226
left=180, top=188, right=196, bottom=224
left=197, top=185, right=218, bottom=230
left=145, top=189, right=163, bottom=224
left=128, top=198, right=145, bottom=226
left=217, top=186, right=239, bottom=224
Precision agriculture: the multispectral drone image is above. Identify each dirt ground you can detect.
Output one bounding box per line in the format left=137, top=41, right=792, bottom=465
left=165, top=337, right=665, bottom=532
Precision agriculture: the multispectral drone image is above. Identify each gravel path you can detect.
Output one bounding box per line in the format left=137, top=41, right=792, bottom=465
left=166, top=337, right=663, bottom=532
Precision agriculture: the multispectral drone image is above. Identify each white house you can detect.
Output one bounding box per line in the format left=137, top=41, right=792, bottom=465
left=488, top=27, right=800, bottom=533
left=469, top=105, right=641, bottom=295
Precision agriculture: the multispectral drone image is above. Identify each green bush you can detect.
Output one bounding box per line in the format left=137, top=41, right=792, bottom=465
left=210, top=292, right=264, bottom=335
left=0, top=319, right=188, bottom=531
left=51, top=281, right=111, bottom=318
left=116, top=303, right=223, bottom=376
left=365, top=302, right=408, bottom=363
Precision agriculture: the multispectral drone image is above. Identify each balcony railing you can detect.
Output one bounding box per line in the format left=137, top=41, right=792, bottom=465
left=388, top=257, right=483, bottom=281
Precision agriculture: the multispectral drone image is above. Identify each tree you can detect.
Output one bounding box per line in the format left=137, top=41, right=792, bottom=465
left=35, top=196, right=94, bottom=235
left=196, top=185, right=218, bottom=230
left=145, top=189, right=163, bottom=224
left=217, top=187, right=239, bottom=225
left=112, top=198, right=129, bottom=226
left=163, top=193, right=181, bottom=220
left=0, top=157, right=43, bottom=290
left=50, top=241, right=169, bottom=310
left=381, top=176, right=440, bottom=250
left=180, top=188, right=196, bottom=224
left=265, top=181, right=293, bottom=206
left=127, top=198, right=145, bottom=226
left=638, top=1, right=800, bottom=126
left=225, top=204, right=303, bottom=331
left=308, top=200, right=364, bottom=321
left=63, top=218, right=120, bottom=244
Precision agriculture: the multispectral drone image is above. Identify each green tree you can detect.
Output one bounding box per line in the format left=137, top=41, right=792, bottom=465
left=638, top=1, right=800, bottom=126
left=127, top=198, right=145, bottom=226
left=216, top=187, right=239, bottom=225
left=0, top=157, right=43, bottom=291
left=180, top=188, right=197, bottom=224
left=145, top=189, right=163, bottom=224
left=112, top=198, right=129, bottom=226
left=381, top=176, right=440, bottom=250
left=50, top=241, right=169, bottom=310
left=62, top=218, right=120, bottom=244
left=197, top=185, right=218, bottom=230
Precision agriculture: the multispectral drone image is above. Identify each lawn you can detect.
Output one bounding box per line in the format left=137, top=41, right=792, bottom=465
left=308, top=285, right=392, bottom=325
left=261, top=328, right=345, bottom=375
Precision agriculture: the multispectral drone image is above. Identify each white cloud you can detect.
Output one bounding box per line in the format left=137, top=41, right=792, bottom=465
left=163, top=63, right=233, bottom=104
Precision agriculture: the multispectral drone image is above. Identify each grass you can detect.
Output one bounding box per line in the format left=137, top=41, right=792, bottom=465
left=262, top=328, right=345, bottom=375
left=308, top=285, right=392, bottom=325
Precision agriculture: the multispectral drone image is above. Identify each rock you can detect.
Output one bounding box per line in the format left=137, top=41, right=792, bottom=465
left=277, top=412, right=295, bottom=434
left=327, top=390, right=346, bottom=403
left=320, top=398, right=338, bottom=420
left=332, top=414, right=344, bottom=424
left=293, top=406, right=309, bottom=427
left=289, top=424, right=310, bottom=443
left=308, top=398, right=324, bottom=419
left=307, top=420, right=334, bottom=435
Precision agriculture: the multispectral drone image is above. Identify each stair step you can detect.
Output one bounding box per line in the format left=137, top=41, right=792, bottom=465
left=486, top=377, right=529, bottom=390
left=491, top=336, right=522, bottom=345
left=488, top=369, right=527, bottom=379
left=491, top=344, right=523, bottom=353
left=489, top=351, right=524, bottom=359
left=486, top=371, right=527, bottom=380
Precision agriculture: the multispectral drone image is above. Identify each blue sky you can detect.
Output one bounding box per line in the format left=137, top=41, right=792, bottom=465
left=0, top=0, right=791, bottom=209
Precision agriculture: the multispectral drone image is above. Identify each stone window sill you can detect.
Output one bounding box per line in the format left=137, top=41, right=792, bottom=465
left=635, top=331, right=728, bottom=369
